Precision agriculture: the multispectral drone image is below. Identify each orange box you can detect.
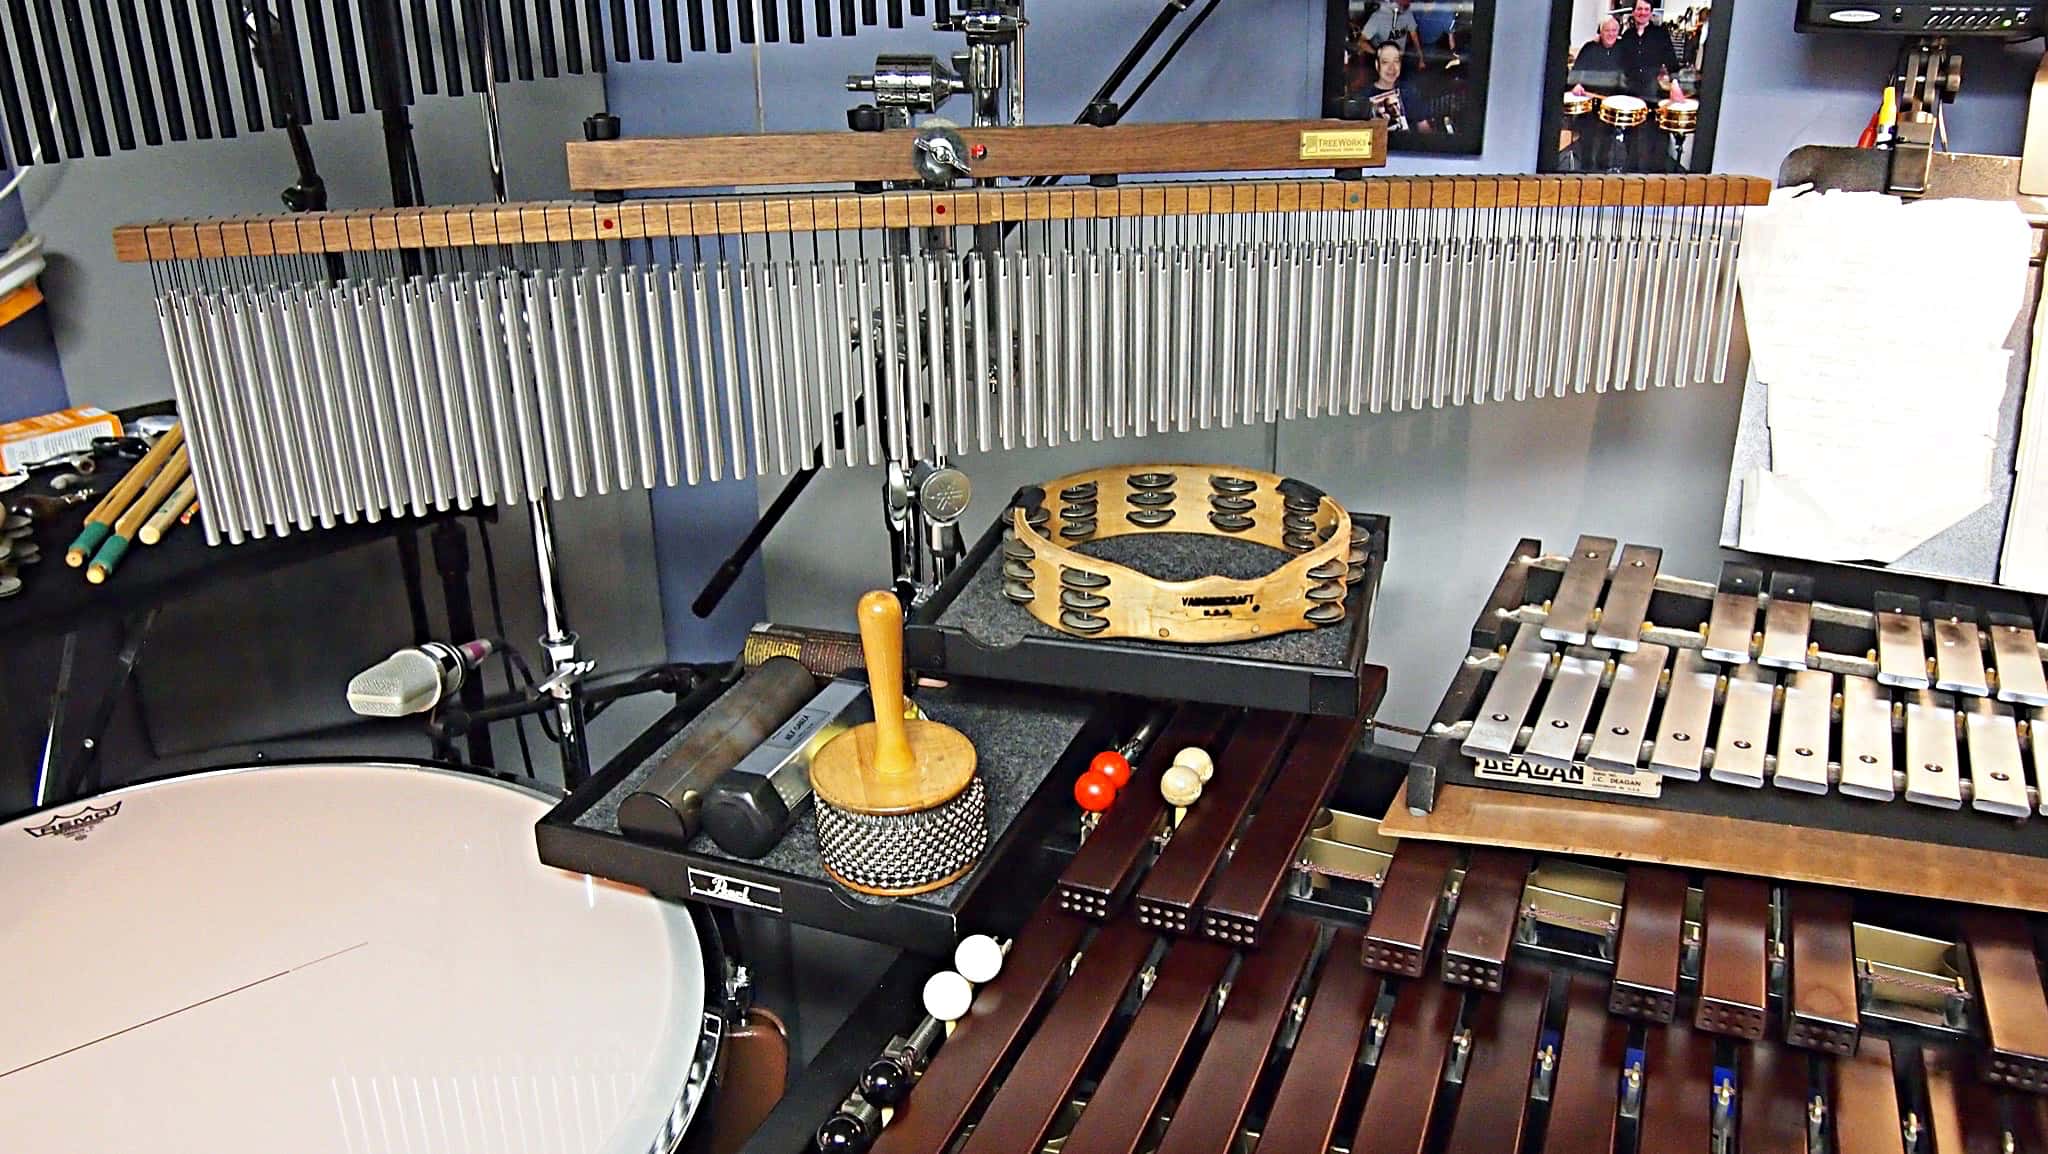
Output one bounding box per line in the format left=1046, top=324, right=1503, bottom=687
left=0, top=406, right=122, bottom=472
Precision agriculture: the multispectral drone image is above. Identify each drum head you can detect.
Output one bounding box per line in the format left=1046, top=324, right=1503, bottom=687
left=1, top=764, right=710, bottom=1154
left=1599, top=95, right=1648, bottom=126
left=1657, top=98, right=1700, bottom=132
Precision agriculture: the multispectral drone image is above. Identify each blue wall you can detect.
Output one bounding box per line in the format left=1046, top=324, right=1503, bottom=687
left=0, top=176, right=68, bottom=424
left=606, top=0, right=2046, bottom=660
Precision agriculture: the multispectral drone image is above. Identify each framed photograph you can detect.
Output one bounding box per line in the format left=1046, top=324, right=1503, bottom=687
left=1538, top=1, right=1733, bottom=174
left=1322, top=0, right=1496, bottom=156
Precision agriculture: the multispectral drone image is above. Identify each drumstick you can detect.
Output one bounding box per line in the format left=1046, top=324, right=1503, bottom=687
left=138, top=474, right=197, bottom=545
left=65, top=424, right=185, bottom=566
left=86, top=446, right=190, bottom=584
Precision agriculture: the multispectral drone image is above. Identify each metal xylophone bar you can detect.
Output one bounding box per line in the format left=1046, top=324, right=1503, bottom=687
left=1453, top=539, right=2048, bottom=814
left=120, top=173, right=1768, bottom=546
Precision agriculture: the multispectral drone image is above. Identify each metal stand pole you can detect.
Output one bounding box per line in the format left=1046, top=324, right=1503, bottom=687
left=481, top=71, right=593, bottom=787
left=528, top=497, right=591, bottom=785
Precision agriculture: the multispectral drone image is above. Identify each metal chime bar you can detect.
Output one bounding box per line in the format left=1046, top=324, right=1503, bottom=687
left=119, top=124, right=1770, bottom=546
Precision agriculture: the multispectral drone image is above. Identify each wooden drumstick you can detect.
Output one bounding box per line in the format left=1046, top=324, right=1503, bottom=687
left=138, top=475, right=198, bottom=545
left=66, top=424, right=184, bottom=566
left=86, top=446, right=190, bottom=584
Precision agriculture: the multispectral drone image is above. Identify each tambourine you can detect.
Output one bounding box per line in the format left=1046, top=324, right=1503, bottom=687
left=1598, top=94, right=1648, bottom=128
left=999, top=465, right=1365, bottom=645
left=1657, top=98, right=1700, bottom=134
left=1563, top=91, right=1596, bottom=118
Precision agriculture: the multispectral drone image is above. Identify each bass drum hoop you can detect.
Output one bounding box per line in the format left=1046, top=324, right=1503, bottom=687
left=2, top=759, right=728, bottom=1154
left=674, top=896, right=735, bottom=1152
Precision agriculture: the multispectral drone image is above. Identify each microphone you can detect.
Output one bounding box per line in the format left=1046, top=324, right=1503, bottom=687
left=347, top=639, right=495, bottom=717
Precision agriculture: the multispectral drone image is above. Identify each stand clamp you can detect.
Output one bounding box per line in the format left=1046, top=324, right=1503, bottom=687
left=848, top=54, right=970, bottom=129
left=1888, top=38, right=1963, bottom=198
left=938, top=5, right=1028, bottom=126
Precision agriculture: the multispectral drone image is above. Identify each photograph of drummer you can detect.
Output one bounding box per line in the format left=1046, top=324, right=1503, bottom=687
left=1540, top=0, right=1729, bottom=175
left=1324, top=1, right=1496, bottom=156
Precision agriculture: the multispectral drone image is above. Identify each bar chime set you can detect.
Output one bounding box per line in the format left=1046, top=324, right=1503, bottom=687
left=0, top=0, right=941, bottom=166
left=807, top=698, right=2048, bottom=1154
left=113, top=119, right=1770, bottom=546
left=1414, top=537, right=2048, bottom=826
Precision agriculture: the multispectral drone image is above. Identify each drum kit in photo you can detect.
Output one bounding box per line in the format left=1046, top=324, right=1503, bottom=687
left=1562, top=90, right=1701, bottom=172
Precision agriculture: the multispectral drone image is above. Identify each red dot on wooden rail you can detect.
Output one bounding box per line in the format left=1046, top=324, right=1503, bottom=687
left=935, top=204, right=947, bottom=215
left=602, top=218, right=615, bottom=230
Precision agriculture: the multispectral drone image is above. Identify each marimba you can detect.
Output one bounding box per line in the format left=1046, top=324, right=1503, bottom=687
left=805, top=701, right=2048, bottom=1154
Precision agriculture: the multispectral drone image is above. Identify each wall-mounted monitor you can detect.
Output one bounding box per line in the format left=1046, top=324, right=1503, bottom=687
left=1796, top=2, right=2045, bottom=35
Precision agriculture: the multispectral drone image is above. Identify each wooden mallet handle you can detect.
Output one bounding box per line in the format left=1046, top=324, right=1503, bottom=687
left=857, top=590, right=913, bottom=777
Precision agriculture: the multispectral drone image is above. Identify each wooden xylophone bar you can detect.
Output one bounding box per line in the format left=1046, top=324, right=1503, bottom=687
left=1056, top=707, right=1231, bottom=920
left=1056, top=681, right=1379, bottom=947
left=1132, top=710, right=1299, bottom=935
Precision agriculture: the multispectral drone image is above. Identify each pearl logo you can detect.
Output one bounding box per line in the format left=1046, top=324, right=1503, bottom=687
left=687, top=866, right=783, bottom=913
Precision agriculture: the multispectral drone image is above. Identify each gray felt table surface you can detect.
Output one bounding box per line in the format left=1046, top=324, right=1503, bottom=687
left=935, top=531, right=1357, bottom=668
left=575, top=682, right=1092, bottom=909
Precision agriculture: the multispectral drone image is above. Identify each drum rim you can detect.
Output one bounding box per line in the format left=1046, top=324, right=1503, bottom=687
left=3, top=755, right=534, bottom=823
left=6, top=758, right=729, bottom=1152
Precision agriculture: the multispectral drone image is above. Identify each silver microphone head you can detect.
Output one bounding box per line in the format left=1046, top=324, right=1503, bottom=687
left=347, top=648, right=454, bottom=717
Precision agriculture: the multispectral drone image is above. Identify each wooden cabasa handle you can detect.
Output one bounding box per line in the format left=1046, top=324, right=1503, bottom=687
left=856, top=590, right=913, bottom=778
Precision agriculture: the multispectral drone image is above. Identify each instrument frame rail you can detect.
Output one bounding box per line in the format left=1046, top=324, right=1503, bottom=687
left=1402, top=536, right=2048, bottom=911
left=908, top=510, right=1389, bottom=717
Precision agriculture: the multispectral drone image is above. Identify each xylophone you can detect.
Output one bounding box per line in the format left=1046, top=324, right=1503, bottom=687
left=808, top=746, right=2048, bottom=1154
left=1402, top=537, right=2048, bottom=911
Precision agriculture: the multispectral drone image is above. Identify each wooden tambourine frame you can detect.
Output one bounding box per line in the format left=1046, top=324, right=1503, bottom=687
left=1004, top=465, right=1354, bottom=645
